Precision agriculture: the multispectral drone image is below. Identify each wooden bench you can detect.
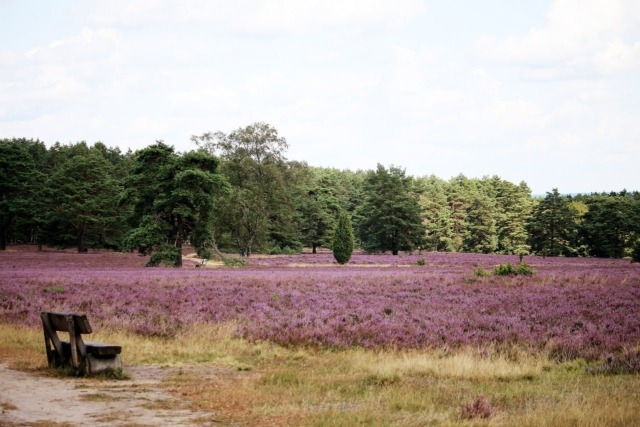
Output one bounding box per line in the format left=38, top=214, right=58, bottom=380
left=41, top=312, right=122, bottom=376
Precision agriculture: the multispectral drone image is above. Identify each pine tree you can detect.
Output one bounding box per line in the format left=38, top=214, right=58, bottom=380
left=123, top=143, right=228, bottom=266
left=45, top=147, right=122, bottom=253
left=356, top=164, right=425, bottom=255
left=418, top=176, right=454, bottom=252
left=463, top=191, right=497, bottom=253
left=332, top=211, right=354, bottom=264
left=527, top=189, right=578, bottom=257
left=0, top=139, right=42, bottom=249
left=447, top=175, right=470, bottom=252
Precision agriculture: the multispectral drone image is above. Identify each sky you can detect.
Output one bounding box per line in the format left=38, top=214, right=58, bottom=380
left=1, top=0, right=639, bottom=195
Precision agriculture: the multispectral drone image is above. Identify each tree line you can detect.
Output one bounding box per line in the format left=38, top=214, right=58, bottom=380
left=2, top=124, right=640, bottom=265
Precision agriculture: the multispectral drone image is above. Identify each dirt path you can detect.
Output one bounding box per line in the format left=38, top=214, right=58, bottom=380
left=0, top=364, right=220, bottom=426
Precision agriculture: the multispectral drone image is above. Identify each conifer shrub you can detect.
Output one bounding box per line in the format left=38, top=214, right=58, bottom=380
left=332, top=211, right=354, bottom=265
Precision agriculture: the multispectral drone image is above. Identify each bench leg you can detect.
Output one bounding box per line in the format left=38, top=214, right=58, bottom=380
left=84, top=354, right=123, bottom=376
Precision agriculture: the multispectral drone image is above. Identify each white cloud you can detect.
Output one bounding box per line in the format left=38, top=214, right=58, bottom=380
left=236, top=0, right=426, bottom=33
left=477, top=0, right=640, bottom=78
left=1, top=0, right=638, bottom=194
left=592, top=39, right=640, bottom=74
left=88, top=0, right=427, bottom=34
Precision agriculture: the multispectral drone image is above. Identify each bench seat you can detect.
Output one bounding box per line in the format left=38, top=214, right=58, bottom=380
left=61, top=341, right=122, bottom=356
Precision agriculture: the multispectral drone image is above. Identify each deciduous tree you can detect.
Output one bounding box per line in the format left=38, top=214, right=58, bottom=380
left=193, top=122, right=301, bottom=255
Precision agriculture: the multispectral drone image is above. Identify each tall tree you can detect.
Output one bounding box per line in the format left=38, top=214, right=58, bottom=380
left=0, top=139, right=42, bottom=249
left=486, top=177, right=533, bottom=255
left=578, top=193, right=635, bottom=258
left=356, top=164, right=425, bottom=255
left=193, top=122, right=301, bottom=255
left=44, top=146, right=123, bottom=252
left=463, top=189, right=497, bottom=253
left=297, top=167, right=335, bottom=253
left=124, top=142, right=227, bottom=266
left=527, top=189, right=578, bottom=257
left=418, top=175, right=454, bottom=251
left=447, top=175, right=470, bottom=252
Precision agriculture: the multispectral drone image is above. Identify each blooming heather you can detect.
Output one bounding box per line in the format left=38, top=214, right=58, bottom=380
left=1, top=248, right=639, bottom=360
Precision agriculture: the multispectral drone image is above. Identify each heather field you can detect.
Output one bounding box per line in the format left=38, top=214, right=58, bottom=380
left=2, top=247, right=639, bottom=359
left=1, top=246, right=639, bottom=426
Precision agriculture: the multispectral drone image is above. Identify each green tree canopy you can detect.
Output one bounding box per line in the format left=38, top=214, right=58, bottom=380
left=193, top=122, right=302, bottom=256
left=527, top=189, right=578, bottom=257
left=44, top=147, right=123, bottom=252
left=124, top=142, right=228, bottom=266
left=578, top=193, right=637, bottom=258
left=356, top=164, right=426, bottom=255
left=0, top=139, right=43, bottom=250
left=417, top=175, right=454, bottom=252
left=463, top=189, right=498, bottom=254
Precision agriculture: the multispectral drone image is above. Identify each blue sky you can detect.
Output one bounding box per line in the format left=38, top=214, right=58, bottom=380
left=1, top=0, right=638, bottom=194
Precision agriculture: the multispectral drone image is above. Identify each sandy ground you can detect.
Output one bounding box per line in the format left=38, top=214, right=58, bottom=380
left=0, top=364, right=221, bottom=426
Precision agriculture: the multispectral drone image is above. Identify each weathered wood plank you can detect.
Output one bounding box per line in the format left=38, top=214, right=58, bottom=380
left=41, top=311, right=122, bottom=376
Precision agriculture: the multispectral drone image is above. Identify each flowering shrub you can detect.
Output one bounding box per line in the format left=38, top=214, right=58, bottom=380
left=1, top=247, right=639, bottom=360
left=461, top=396, right=496, bottom=419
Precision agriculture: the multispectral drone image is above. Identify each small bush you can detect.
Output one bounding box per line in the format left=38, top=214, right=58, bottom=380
left=223, top=257, right=246, bottom=267
left=493, top=263, right=515, bottom=276
left=589, top=348, right=640, bottom=374
left=148, top=246, right=181, bottom=267
left=416, top=258, right=427, bottom=266
left=493, top=262, right=535, bottom=276
left=474, top=268, right=490, bottom=277
left=44, top=285, right=65, bottom=293
left=461, top=396, right=496, bottom=419
left=197, top=248, right=212, bottom=260
left=515, top=262, right=535, bottom=276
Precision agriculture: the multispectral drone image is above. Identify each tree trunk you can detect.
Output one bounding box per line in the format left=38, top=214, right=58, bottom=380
left=312, top=243, right=317, bottom=254
left=77, top=227, right=86, bottom=253
left=391, top=235, right=399, bottom=256
left=1, top=216, right=11, bottom=250
left=0, top=228, right=6, bottom=250
left=175, top=215, right=183, bottom=267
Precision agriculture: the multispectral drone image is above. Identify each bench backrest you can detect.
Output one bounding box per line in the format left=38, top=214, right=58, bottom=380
left=43, top=312, right=93, bottom=334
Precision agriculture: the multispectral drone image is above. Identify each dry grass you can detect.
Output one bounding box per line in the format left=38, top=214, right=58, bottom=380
left=1, top=322, right=639, bottom=426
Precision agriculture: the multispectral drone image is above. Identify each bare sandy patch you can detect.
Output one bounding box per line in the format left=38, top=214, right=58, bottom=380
left=284, top=263, right=412, bottom=268
left=0, top=364, right=220, bottom=426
